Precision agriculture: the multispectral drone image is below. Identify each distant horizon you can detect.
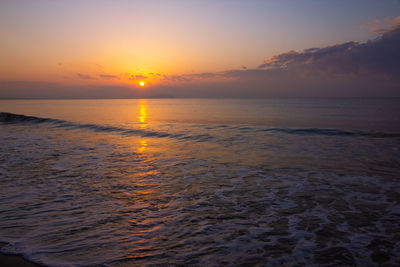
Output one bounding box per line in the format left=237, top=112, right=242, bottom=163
left=2, top=96, right=400, bottom=100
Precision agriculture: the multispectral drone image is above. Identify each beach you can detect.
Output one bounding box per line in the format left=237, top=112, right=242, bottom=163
left=0, top=243, right=41, bottom=267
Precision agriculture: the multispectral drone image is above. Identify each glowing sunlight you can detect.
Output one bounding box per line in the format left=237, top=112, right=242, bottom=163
left=138, top=99, right=147, bottom=128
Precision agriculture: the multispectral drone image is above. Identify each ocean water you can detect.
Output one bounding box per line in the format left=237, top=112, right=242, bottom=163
left=0, top=98, right=399, bottom=266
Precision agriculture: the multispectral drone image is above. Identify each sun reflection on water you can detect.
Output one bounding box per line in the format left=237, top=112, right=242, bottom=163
left=138, top=139, right=147, bottom=153
left=138, top=99, right=147, bottom=128
left=137, top=100, right=148, bottom=153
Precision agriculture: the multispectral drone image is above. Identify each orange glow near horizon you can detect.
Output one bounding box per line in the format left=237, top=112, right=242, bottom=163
left=140, top=81, right=145, bottom=87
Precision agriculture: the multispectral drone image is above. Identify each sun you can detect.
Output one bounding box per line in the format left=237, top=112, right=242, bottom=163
left=139, top=81, right=145, bottom=87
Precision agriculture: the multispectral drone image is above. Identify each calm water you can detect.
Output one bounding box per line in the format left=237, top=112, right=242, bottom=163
left=0, top=99, right=399, bottom=266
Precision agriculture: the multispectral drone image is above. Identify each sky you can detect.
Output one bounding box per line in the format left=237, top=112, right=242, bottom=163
left=0, top=0, right=400, bottom=98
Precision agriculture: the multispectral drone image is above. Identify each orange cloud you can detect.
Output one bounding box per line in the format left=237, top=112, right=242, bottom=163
left=362, top=16, right=400, bottom=34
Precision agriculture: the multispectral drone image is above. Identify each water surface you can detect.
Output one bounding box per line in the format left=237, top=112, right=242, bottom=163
left=0, top=99, right=399, bottom=266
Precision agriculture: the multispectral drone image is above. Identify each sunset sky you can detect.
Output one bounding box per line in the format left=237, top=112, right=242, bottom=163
left=1, top=0, right=400, bottom=98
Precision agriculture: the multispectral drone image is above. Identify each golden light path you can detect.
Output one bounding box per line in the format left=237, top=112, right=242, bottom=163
left=137, top=99, right=148, bottom=153
left=138, top=99, right=147, bottom=127
left=137, top=139, right=147, bottom=153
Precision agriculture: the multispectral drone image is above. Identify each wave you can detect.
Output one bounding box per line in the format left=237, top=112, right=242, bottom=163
left=1, top=112, right=399, bottom=140
left=257, top=127, right=400, bottom=138
left=0, top=112, right=213, bottom=142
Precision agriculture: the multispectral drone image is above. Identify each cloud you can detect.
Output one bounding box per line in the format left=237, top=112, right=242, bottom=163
left=161, top=74, right=190, bottom=82
left=362, top=16, right=400, bottom=34
left=129, top=74, right=148, bottom=80
left=188, top=72, right=220, bottom=79
left=155, top=25, right=400, bottom=97
left=0, top=81, right=56, bottom=87
left=99, top=74, right=118, bottom=79
left=0, top=81, right=142, bottom=99
left=0, top=81, right=63, bottom=98
left=76, top=73, right=95, bottom=80
left=161, top=24, right=400, bottom=89
left=162, top=23, right=400, bottom=88
left=257, top=26, right=400, bottom=77
left=161, top=72, right=225, bottom=82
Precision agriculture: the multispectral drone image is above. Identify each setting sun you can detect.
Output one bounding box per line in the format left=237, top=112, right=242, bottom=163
left=139, top=81, right=145, bottom=87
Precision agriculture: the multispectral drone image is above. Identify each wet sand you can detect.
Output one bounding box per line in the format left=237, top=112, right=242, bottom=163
left=0, top=243, right=41, bottom=267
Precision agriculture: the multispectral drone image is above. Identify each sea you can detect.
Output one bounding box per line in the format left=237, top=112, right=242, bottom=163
left=0, top=98, right=399, bottom=266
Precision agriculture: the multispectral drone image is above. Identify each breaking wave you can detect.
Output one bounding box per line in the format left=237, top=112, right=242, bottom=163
left=1, top=112, right=400, bottom=140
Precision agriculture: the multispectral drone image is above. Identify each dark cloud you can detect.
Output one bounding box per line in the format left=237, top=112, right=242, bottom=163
left=76, top=73, right=95, bottom=80
left=161, top=26, right=399, bottom=90
left=258, top=26, right=400, bottom=77
left=161, top=25, right=400, bottom=97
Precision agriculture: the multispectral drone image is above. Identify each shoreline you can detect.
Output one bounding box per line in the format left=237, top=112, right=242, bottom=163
left=0, top=243, right=42, bottom=267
